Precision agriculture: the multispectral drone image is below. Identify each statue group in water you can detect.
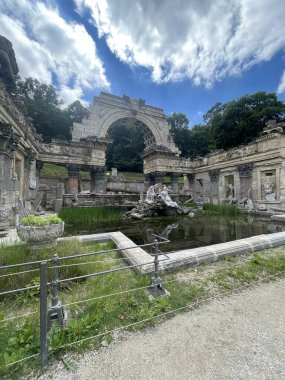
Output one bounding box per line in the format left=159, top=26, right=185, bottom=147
left=126, top=183, right=194, bottom=219
left=145, top=184, right=178, bottom=208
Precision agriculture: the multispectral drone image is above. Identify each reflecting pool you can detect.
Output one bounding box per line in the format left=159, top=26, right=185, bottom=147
left=64, top=214, right=285, bottom=253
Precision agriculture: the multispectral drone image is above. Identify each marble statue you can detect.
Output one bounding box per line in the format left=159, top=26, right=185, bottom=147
left=145, top=185, right=156, bottom=204
left=264, top=178, right=276, bottom=201
left=158, top=185, right=178, bottom=208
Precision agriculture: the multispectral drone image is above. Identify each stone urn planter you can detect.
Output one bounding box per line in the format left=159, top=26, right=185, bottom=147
left=16, top=215, right=64, bottom=250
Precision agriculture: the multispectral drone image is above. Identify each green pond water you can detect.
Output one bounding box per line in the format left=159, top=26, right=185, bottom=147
left=64, top=215, right=285, bottom=253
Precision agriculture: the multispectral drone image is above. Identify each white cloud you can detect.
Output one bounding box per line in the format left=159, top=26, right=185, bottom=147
left=76, top=0, right=285, bottom=87
left=0, top=0, right=110, bottom=104
left=277, top=71, right=285, bottom=94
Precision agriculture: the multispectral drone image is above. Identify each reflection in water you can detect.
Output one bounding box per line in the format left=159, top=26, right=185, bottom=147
left=65, top=215, right=285, bottom=253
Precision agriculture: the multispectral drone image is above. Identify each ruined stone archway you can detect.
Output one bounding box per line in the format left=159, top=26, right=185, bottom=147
left=105, top=116, right=156, bottom=148
left=71, top=92, right=179, bottom=154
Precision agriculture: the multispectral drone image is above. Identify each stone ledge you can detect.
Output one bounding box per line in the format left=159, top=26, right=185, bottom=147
left=2, top=230, right=285, bottom=275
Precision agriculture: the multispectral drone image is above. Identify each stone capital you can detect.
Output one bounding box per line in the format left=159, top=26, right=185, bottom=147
left=170, top=172, right=180, bottom=181
left=90, top=166, right=106, bottom=180
left=0, top=123, right=20, bottom=156
left=67, top=164, right=81, bottom=178
left=24, top=148, right=35, bottom=170
left=187, top=173, right=195, bottom=184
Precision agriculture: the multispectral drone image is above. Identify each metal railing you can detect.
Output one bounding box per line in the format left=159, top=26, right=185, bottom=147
left=0, top=235, right=170, bottom=368
left=1, top=236, right=285, bottom=370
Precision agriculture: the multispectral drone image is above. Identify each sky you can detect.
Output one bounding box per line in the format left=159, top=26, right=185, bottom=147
left=0, top=0, right=285, bottom=126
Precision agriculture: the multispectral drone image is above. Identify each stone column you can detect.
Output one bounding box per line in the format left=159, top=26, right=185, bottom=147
left=237, top=163, right=253, bottom=199
left=23, top=148, right=35, bottom=200
left=36, top=160, right=43, bottom=176
left=152, top=171, right=165, bottom=187
left=209, top=169, right=220, bottom=203
left=66, top=164, right=81, bottom=195
left=144, top=173, right=153, bottom=191
left=279, top=162, right=285, bottom=205
left=90, top=166, right=106, bottom=193
left=187, top=174, right=195, bottom=191
left=170, top=173, right=180, bottom=193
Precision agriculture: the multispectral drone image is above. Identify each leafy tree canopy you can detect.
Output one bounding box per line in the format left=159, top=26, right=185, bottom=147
left=207, top=92, right=285, bottom=149
left=106, top=123, right=145, bottom=172
left=167, top=112, right=189, bottom=131
left=16, top=77, right=87, bottom=142
left=169, top=92, right=285, bottom=159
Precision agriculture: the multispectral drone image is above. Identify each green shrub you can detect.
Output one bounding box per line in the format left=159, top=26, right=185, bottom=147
left=20, top=214, right=62, bottom=227
left=203, top=203, right=241, bottom=217
left=58, top=207, right=123, bottom=227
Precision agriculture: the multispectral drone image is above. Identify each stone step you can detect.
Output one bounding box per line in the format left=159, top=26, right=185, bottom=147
left=271, top=214, right=285, bottom=222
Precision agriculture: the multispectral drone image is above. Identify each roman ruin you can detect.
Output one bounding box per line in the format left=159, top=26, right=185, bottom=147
left=1, top=35, right=285, bottom=236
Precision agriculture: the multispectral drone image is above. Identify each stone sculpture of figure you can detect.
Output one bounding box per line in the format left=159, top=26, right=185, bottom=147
left=264, top=178, right=276, bottom=201
left=160, top=223, right=178, bottom=239
left=159, top=185, right=178, bottom=208
left=145, top=185, right=156, bottom=204
left=227, top=184, right=234, bottom=199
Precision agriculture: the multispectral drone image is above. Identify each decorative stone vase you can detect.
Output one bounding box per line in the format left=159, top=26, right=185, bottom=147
left=16, top=222, right=64, bottom=250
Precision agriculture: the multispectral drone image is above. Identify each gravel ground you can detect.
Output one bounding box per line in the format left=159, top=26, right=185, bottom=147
left=37, top=278, right=285, bottom=380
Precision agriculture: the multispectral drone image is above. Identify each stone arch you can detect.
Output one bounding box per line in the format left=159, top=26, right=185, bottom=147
left=71, top=92, right=180, bottom=155
left=99, top=110, right=163, bottom=146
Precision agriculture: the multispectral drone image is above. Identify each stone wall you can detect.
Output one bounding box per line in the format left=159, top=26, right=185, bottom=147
left=143, top=121, right=285, bottom=211
left=0, top=82, right=40, bottom=234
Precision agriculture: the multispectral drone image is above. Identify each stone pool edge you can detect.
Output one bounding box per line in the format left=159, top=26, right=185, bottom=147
left=61, top=231, right=285, bottom=274
left=2, top=229, right=285, bottom=274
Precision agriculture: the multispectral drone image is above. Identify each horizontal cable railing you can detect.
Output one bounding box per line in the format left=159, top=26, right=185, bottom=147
left=1, top=233, right=284, bottom=372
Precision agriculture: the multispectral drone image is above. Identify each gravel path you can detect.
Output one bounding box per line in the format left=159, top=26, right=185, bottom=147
left=39, top=279, right=285, bottom=380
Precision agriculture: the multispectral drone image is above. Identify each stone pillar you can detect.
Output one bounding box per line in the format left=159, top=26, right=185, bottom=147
left=170, top=173, right=180, bottom=193
left=209, top=169, right=220, bottom=203
left=279, top=162, right=285, bottom=205
left=152, top=171, right=165, bottom=187
left=36, top=160, right=43, bottom=176
left=238, top=163, right=253, bottom=199
left=187, top=174, right=195, bottom=189
left=144, top=173, right=153, bottom=191
left=90, top=166, right=106, bottom=193
left=66, top=164, right=80, bottom=195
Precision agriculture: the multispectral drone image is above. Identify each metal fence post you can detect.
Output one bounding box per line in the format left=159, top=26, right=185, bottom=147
left=40, top=261, right=48, bottom=367
left=47, top=254, right=65, bottom=327
left=149, top=239, right=167, bottom=297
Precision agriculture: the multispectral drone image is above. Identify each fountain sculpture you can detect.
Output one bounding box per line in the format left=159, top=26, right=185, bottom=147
left=127, top=184, right=195, bottom=219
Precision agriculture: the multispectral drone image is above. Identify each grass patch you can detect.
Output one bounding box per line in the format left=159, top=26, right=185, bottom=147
left=58, top=207, right=124, bottom=228
left=1, top=242, right=285, bottom=378
left=203, top=203, right=242, bottom=217
left=182, top=201, right=198, bottom=208
left=121, top=172, right=144, bottom=181
left=0, top=240, right=116, bottom=293
left=40, top=163, right=90, bottom=180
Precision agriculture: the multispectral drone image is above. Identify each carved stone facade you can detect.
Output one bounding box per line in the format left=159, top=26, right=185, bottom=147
left=2, top=35, right=285, bottom=229
left=143, top=121, right=285, bottom=210
left=72, top=92, right=180, bottom=154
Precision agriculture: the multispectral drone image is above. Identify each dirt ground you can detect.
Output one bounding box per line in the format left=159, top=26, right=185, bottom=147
left=38, top=278, right=285, bottom=380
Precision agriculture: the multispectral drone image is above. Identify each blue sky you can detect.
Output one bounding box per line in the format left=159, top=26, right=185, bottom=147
left=0, top=0, right=285, bottom=126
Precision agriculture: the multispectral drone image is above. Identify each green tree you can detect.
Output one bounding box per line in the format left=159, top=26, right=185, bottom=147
left=206, top=92, right=285, bottom=149
left=167, top=112, right=190, bottom=156
left=187, top=124, right=215, bottom=158
left=66, top=100, right=89, bottom=123
left=16, top=77, right=70, bottom=141
left=106, top=123, right=145, bottom=172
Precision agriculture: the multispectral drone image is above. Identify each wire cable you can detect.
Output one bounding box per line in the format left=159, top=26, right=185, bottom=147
left=50, top=269, right=285, bottom=354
